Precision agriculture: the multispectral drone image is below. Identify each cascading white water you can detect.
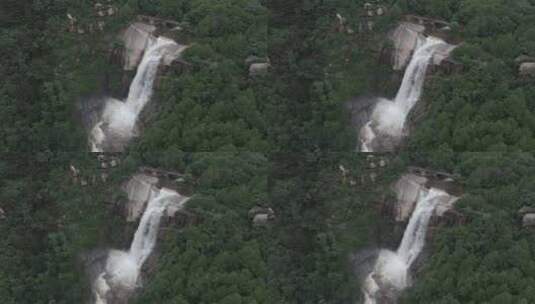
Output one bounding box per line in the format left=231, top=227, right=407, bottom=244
left=359, top=36, right=453, bottom=152
left=363, top=188, right=446, bottom=304
left=90, top=37, right=186, bottom=152
left=93, top=188, right=189, bottom=303
left=360, top=121, right=376, bottom=152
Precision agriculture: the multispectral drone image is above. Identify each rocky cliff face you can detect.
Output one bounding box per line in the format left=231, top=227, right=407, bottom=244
left=123, top=174, right=159, bottom=222
left=122, top=21, right=187, bottom=71
left=121, top=169, right=191, bottom=222
left=86, top=168, right=192, bottom=304
left=390, top=172, right=459, bottom=222
left=390, top=22, right=426, bottom=71
left=392, top=174, right=427, bottom=222
left=122, top=22, right=157, bottom=71
left=390, top=22, right=456, bottom=72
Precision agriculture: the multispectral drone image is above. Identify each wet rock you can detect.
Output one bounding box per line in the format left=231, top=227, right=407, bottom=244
left=0, top=208, right=5, bottom=220
left=165, top=204, right=182, bottom=218
left=161, top=44, right=188, bottom=66
left=352, top=248, right=381, bottom=281
left=431, top=43, right=457, bottom=66
left=433, top=195, right=459, bottom=217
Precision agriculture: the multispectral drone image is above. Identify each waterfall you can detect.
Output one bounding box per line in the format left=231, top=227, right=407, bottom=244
left=396, top=188, right=443, bottom=266
left=129, top=188, right=184, bottom=266
left=90, top=37, right=186, bottom=152
left=360, top=121, right=376, bottom=152
left=93, top=188, right=189, bottom=303
left=362, top=188, right=446, bottom=304
left=359, top=36, right=453, bottom=152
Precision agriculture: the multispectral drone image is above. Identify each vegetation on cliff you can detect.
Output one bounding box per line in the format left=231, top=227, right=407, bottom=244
left=406, top=0, right=535, bottom=151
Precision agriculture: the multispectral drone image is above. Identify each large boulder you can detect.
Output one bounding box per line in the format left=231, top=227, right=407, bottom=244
left=249, top=206, right=275, bottom=226
left=519, top=62, right=535, bottom=77
left=253, top=214, right=270, bottom=226
left=523, top=214, right=535, bottom=228
left=249, top=62, right=271, bottom=77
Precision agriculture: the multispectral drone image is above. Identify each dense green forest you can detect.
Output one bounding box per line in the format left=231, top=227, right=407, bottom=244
left=1, top=0, right=535, bottom=304
left=398, top=152, right=535, bottom=303
left=407, top=0, right=535, bottom=151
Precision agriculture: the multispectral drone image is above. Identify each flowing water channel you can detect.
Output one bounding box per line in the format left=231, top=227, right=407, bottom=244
left=90, top=36, right=186, bottom=152
left=93, top=188, right=189, bottom=303
left=360, top=37, right=453, bottom=152
left=362, top=188, right=448, bottom=303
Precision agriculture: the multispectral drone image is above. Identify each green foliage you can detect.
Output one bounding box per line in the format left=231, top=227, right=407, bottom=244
left=0, top=1, right=133, bottom=302
left=131, top=152, right=279, bottom=303
left=400, top=153, right=535, bottom=303
left=407, top=0, right=535, bottom=152
left=3, top=1, right=535, bottom=304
